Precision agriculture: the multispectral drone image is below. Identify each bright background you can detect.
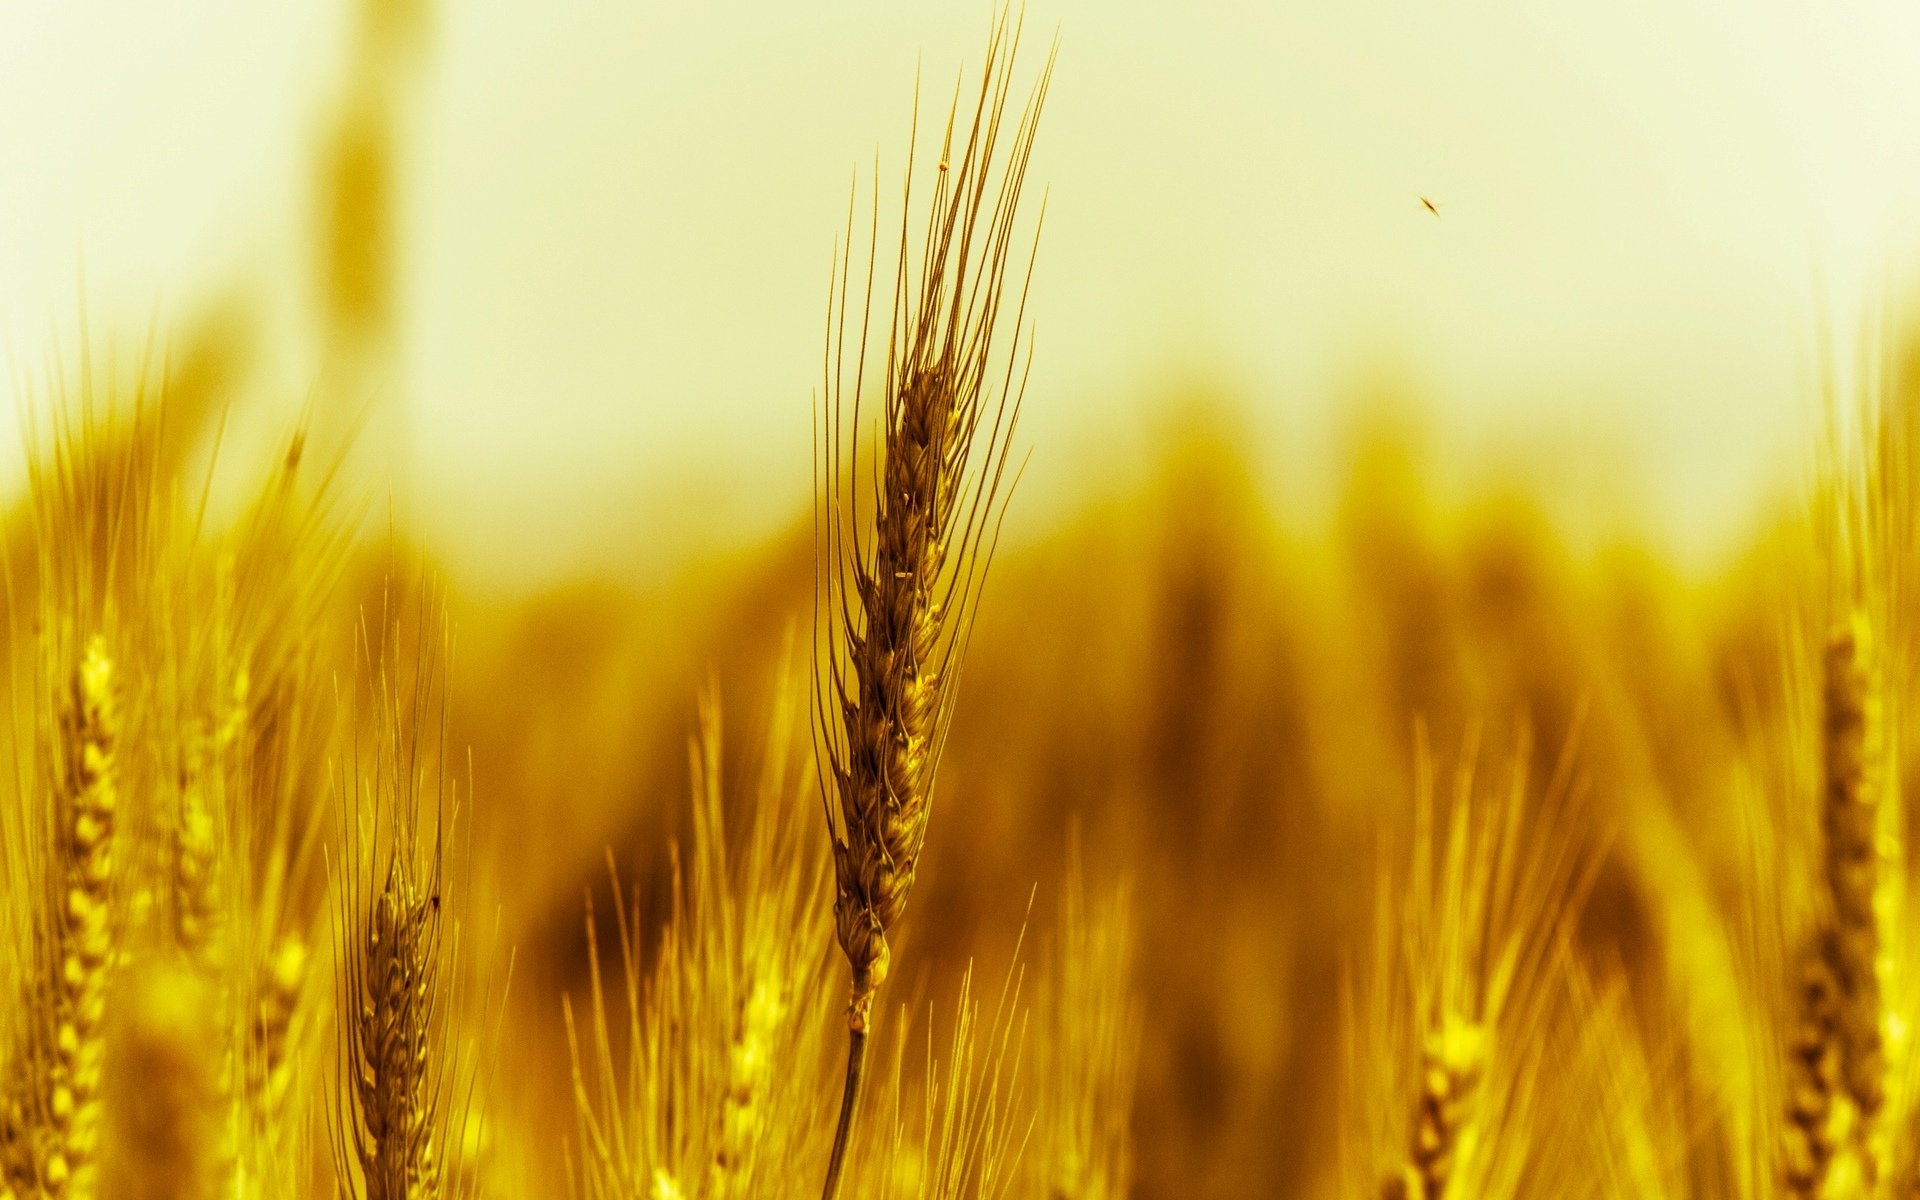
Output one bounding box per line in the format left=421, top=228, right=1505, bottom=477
left=5, top=0, right=1920, bottom=586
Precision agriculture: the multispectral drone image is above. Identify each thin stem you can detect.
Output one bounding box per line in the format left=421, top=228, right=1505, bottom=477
left=820, top=1025, right=870, bottom=1200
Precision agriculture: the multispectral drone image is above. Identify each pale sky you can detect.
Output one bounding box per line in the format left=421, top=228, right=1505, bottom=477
left=5, top=1, right=1920, bottom=587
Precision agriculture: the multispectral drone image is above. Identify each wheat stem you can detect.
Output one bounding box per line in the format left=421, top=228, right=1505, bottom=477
left=819, top=1027, right=868, bottom=1200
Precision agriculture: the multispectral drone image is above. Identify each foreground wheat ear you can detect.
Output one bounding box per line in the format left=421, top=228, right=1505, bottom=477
left=1780, top=610, right=1896, bottom=1196
left=810, top=10, right=1053, bottom=1199
left=0, top=636, right=120, bottom=1199
left=332, top=611, right=478, bottom=1200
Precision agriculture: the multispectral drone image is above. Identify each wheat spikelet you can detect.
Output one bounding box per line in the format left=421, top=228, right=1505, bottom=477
left=811, top=10, right=1052, bottom=1195
left=1783, top=946, right=1848, bottom=1197
left=226, top=915, right=322, bottom=1200
left=169, top=784, right=218, bottom=966
left=356, top=884, right=440, bottom=1199
left=168, top=663, right=246, bottom=969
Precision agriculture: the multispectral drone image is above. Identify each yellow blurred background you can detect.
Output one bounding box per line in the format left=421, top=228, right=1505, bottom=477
left=9, top=0, right=1920, bottom=585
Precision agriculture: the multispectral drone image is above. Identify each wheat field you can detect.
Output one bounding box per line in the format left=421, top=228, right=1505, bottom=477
left=6, top=4, right=1920, bottom=1199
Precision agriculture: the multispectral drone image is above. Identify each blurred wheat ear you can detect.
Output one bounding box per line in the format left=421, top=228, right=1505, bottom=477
left=1782, top=611, right=1896, bottom=1196
left=1352, top=726, right=1599, bottom=1200
left=810, top=8, right=1053, bottom=1198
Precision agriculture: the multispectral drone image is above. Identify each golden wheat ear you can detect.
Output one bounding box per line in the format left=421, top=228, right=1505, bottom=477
left=0, top=632, right=124, bottom=1200
left=330, top=601, right=479, bottom=1200
left=47, top=637, right=120, bottom=1198
left=1025, top=836, right=1141, bottom=1199
left=0, top=346, right=190, bottom=1198
left=810, top=9, right=1054, bottom=1197
left=564, top=667, right=834, bottom=1200
left=1776, top=611, right=1897, bottom=1198
left=1349, top=725, right=1599, bottom=1200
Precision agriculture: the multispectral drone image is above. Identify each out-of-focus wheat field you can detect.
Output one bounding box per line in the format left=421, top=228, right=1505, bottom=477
left=12, top=3, right=1920, bottom=1199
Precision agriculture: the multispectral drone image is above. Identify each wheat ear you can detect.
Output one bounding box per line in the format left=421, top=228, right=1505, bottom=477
left=1380, top=1018, right=1487, bottom=1200
left=337, top=792, right=449, bottom=1200
left=811, top=10, right=1051, bottom=1198
left=0, top=636, right=121, bottom=1198
left=1783, top=613, right=1893, bottom=1195
left=246, top=932, right=309, bottom=1132
left=334, top=623, right=463, bottom=1200
left=46, top=636, right=120, bottom=1198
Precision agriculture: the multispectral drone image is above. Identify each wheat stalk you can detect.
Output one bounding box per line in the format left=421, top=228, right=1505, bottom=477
left=811, top=11, right=1052, bottom=1196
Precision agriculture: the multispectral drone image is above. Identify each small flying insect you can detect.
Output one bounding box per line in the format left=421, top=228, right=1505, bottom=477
left=1420, top=196, right=1441, bottom=217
